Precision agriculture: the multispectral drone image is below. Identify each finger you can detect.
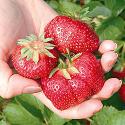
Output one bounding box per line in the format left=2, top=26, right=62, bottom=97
left=34, top=92, right=103, bottom=119
left=99, top=40, right=117, bottom=54
left=92, top=78, right=122, bottom=100
left=0, top=60, right=41, bottom=98
left=101, top=51, right=118, bottom=72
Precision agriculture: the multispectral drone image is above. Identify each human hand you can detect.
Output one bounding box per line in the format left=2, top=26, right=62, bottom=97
left=0, top=0, right=42, bottom=98
left=34, top=40, right=121, bottom=119
left=0, top=0, right=122, bottom=119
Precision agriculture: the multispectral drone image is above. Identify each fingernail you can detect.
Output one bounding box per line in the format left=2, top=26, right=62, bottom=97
left=114, top=43, right=117, bottom=49
left=112, top=80, right=122, bottom=94
left=23, top=86, right=41, bottom=94
left=115, top=53, right=118, bottom=58
left=93, top=101, right=103, bottom=113
left=119, top=80, right=122, bottom=85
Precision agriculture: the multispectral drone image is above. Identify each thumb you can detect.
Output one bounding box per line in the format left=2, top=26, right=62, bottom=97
left=0, top=60, right=41, bottom=99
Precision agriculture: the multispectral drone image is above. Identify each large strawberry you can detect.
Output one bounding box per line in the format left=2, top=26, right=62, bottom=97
left=12, top=34, right=58, bottom=79
left=44, top=16, right=99, bottom=54
left=41, top=52, right=104, bottom=110
left=119, top=84, right=125, bottom=102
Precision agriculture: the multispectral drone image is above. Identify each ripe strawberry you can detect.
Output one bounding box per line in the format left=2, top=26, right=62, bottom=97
left=112, top=69, right=125, bottom=79
left=71, top=52, right=104, bottom=95
left=44, top=16, right=99, bottom=54
left=119, top=84, right=125, bottom=102
left=11, top=34, right=58, bottom=79
left=41, top=52, right=104, bottom=110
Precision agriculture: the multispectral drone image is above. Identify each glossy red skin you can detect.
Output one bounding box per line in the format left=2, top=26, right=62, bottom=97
left=11, top=46, right=58, bottom=79
left=119, top=85, right=125, bottom=102
left=44, top=16, right=99, bottom=54
left=112, top=69, right=125, bottom=79
left=41, top=52, right=104, bottom=110
left=72, top=53, right=104, bottom=95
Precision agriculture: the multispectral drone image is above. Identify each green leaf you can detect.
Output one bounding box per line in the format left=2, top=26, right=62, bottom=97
left=104, top=0, right=125, bottom=16
left=15, top=94, right=44, bottom=113
left=45, top=46, right=55, bottom=50
left=29, top=34, right=37, bottom=41
left=0, top=120, right=8, bottom=125
left=91, top=106, right=118, bottom=125
left=68, top=66, right=79, bottom=74
left=3, top=103, right=42, bottom=125
left=83, top=1, right=103, bottom=11
left=103, top=93, right=125, bottom=110
left=98, top=25, right=121, bottom=40
left=44, top=49, right=55, bottom=58
left=96, top=17, right=125, bottom=40
left=33, top=51, right=39, bottom=64
left=21, top=47, right=28, bottom=55
left=58, top=1, right=81, bottom=18
left=71, top=53, right=82, bottom=61
left=0, top=97, right=4, bottom=104
left=17, top=38, right=30, bottom=45
left=43, top=106, right=53, bottom=122
left=20, top=47, right=33, bottom=60
left=79, top=7, right=91, bottom=21
left=84, top=0, right=91, bottom=4
left=49, top=113, right=68, bottom=125
left=43, top=38, right=53, bottom=42
left=65, top=122, right=73, bottom=125
left=14, top=94, right=53, bottom=124
left=69, top=120, right=81, bottom=125
left=47, top=0, right=59, bottom=11
left=109, top=112, right=125, bottom=125
left=39, top=33, right=45, bottom=40
left=88, top=6, right=111, bottom=17
left=49, top=67, right=59, bottom=78
left=61, top=69, right=71, bottom=79
left=45, top=43, right=55, bottom=50
left=26, top=51, right=33, bottom=61
left=25, top=34, right=37, bottom=41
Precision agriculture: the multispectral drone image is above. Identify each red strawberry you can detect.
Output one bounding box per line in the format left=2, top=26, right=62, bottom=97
left=112, top=68, right=125, bottom=79
left=119, top=84, right=125, bottom=102
left=70, top=52, right=104, bottom=95
left=44, top=16, right=99, bottom=54
left=42, top=74, right=78, bottom=110
left=41, top=52, right=104, bottom=110
left=11, top=34, right=58, bottom=79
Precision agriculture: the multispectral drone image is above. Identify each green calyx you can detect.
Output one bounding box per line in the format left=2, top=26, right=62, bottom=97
left=49, top=50, right=82, bottom=79
left=17, top=33, right=55, bottom=64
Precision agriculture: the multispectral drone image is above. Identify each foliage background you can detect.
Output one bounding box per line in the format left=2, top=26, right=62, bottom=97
left=0, top=0, right=125, bottom=125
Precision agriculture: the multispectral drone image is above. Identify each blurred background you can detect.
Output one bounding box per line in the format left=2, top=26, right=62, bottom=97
left=0, top=0, right=125, bottom=125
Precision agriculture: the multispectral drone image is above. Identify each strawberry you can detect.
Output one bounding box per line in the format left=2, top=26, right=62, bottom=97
left=119, top=84, right=125, bottom=102
left=11, top=34, right=58, bottom=79
left=112, top=68, right=125, bottom=79
left=70, top=52, right=104, bottom=95
left=44, top=16, right=99, bottom=54
left=41, top=52, right=104, bottom=110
